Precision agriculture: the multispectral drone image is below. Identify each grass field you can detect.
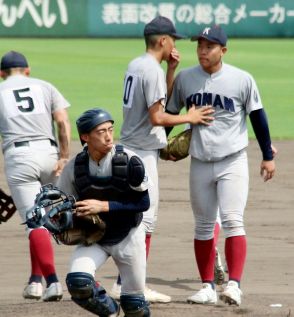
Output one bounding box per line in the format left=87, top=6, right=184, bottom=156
left=0, top=38, right=293, bottom=140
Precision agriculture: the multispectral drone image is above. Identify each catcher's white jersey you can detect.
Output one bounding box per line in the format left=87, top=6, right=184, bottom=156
left=120, top=53, right=167, bottom=150
left=167, top=63, right=263, bottom=161
left=0, top=74, right=70, bottom=152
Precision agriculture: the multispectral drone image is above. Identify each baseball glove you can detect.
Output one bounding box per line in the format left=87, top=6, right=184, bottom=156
left=160, top=129, right=192, bottom=161
left=0, top=188, right=17, bottom=224
left=26, top=184, right=106, bottom=246
left=56, top=214, right=106, bottom=246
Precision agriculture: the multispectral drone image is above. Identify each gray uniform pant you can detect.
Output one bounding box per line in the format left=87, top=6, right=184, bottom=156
left=190, top=150, right=249, bottom=240
left=69, top=223, right=146, bottom=295
left=4, top=139, right=59, bottom=225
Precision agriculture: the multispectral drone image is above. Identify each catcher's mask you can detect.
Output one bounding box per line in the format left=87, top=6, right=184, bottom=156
left=76, top=108, right=114, bottom=145
left=25, top=184, right=75, bottom=234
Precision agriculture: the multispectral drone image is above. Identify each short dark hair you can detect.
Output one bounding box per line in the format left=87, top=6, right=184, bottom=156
left=144, top=34, right=161, bottom=48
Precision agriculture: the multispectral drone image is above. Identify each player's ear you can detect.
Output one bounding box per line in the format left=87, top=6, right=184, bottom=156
left=0, top=70, right=7, bottom=79
left=80, top=134, right=89, bottom=144
left=159, top=35, right=166, bottom=47
left=24, top=67, right=30, bottom=76
left=221, top=47, right=227, bottom=57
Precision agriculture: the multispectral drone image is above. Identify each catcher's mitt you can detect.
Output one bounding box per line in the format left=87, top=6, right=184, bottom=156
left=26, top=184, right=106, bottom=246
left=160, top=129, right=192, bottom=161
left=0, top=188, right=17, bottom=224
left=56, top=214, right=106, bottom=246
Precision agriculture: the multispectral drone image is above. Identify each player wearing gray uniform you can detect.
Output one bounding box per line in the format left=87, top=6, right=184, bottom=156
left=0, top=51, right=71, bottom=301
left=57, top=108, right=151, bottom=317
left=110, top=16, right=214, bottom=303
left=166, top=25, right=275, bottom=306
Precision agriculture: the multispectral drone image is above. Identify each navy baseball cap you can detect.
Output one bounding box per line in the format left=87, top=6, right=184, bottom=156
left=144, top=16, right=186, bottom=39
left=1, top=51, right=29, bottom=70
left=191, top=25, right=227, bottom=46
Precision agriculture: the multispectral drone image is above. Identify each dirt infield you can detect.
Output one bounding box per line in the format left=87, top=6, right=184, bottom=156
left=0, top=140, right=293, bottom=317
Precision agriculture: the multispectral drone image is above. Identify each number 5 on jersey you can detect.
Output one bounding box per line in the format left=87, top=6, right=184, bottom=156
left=13, top=88, right=34, bottom=112
left=1, top=84, right=45, bottom=119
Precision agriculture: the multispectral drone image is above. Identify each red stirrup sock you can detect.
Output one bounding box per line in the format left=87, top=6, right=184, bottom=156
left=145, top=233, right=152, bottom=260
left=225, top=235, right=247, bottom=283
left=29, top=240, right=43, bottom=282
left=29, top=228, right=57, bottom=279
left=194, top=238, right=215, bottom=284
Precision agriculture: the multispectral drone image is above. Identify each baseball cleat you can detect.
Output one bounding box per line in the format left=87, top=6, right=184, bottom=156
left=42, top=282, right=63, bottom=302
left=144, top=286, right=171, bottom=303
left=23, top=282, right=43, bottom=300
left=219, top=280, right=242, bottom=306
left=109, top=282, right=171, bottom=303
left=187, top=283, right=217, bottom=305
left=214, top=248, right=226, bottom=285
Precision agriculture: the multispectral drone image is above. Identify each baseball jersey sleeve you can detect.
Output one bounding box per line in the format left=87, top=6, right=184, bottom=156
left=241, top=73, right=263, bottom=114
left=46, top=82, right=70, bottom=113
left=143, top=67, right=166, bottom=108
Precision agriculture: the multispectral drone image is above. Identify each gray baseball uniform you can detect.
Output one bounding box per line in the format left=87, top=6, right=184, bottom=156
left=120, top=52, right=168, bottom=233
left=57, top=145, right=149, bottom=295
left=0, top=74, right=70, bottom=222
left=167, top=62, right=262, bottom=239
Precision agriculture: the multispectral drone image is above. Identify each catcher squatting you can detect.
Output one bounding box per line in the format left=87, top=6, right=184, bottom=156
left=28, top=108, right=152, bottom=317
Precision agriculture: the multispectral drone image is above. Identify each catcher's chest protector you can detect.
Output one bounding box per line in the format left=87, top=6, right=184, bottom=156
left=74, top=145, right=133, bottom=201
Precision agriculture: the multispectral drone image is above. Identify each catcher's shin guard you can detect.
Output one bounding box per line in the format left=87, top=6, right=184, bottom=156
left=120, top=294, right=150, bottom=317
left=66, top=272, right=119, bottom=316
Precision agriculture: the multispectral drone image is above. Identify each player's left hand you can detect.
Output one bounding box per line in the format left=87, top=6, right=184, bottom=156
left=54, top=158, right=69, bottom=177
left=260, top=160, right=275, bottom=182
left=167, top=48, right=180, bottom=70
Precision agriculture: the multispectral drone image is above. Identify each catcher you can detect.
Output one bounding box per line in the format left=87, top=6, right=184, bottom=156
left=56, top=108, right=151, bottom=317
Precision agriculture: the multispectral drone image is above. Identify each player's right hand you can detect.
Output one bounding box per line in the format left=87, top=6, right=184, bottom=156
left=167, top=48, right=180, bottom=71
left=188, top=104, right=215, bottom=125
left=54, top=158, right=69, bottom=177
left=75, top=199, right=109, bottom=216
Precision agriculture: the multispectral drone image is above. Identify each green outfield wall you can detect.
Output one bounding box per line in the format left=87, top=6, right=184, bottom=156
left=0, top=0, right=294, bottom=37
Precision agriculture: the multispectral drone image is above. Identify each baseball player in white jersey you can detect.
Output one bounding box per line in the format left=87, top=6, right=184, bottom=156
left=0, top=51, right=71, bottom=301
left=166, top=25, right=276, bottom=306
left=108, top=16, right=214, bottom=303
left=57, top=108, right=151, bottom=317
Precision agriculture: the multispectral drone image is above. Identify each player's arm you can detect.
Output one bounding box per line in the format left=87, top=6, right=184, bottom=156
left=148, top=101, right=214, bottom=127
left=75, top=190, right=150, bottom=216
left=53, top=108, right=71, bottom=176
left=249, top=108, right=275, bottom=182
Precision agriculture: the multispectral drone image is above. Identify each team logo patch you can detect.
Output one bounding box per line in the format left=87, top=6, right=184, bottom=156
left=203, top=27, right=211, bottom=35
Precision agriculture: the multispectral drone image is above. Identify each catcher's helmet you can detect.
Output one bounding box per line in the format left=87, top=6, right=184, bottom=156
left=76, top=108, right=114, bottom=145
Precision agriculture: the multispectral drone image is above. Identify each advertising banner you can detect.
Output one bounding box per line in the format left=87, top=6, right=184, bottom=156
left=0, top=0, right=293, bottom=37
